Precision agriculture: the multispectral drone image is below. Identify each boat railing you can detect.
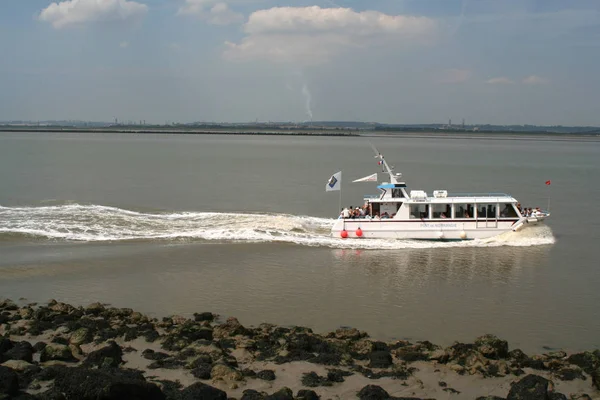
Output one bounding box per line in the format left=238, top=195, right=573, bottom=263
left=448, top=192, right=512, bottom=198
left=363, top=195, right=380, bottom=199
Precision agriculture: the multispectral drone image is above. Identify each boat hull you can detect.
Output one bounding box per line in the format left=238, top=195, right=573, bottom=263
left=331, top=219, right=540, bottom=240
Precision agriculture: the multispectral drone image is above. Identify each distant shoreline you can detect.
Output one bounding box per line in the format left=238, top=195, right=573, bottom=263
left=1, top=126, right=600, bottom=141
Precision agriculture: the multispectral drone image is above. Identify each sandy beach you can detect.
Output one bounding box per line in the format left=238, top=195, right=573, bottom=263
left=1, top=298, right=598, bottom=399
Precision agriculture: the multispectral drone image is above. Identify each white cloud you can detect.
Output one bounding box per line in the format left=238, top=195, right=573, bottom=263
left=178, top=0, right=243, bottom=25
left=39, top=0, right=148, bottom=29
left=224, top=6, right=437, bottom=64
left=486, top=77, right=515, bottom=85
left=523, top=75, right=549, bottom=85
left=438, top=69, right=471, bottom=84
left=119, top=41, right=129, bottom=48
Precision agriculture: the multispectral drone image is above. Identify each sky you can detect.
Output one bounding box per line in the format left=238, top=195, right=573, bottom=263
left=0, top=0, right=599, bottom=125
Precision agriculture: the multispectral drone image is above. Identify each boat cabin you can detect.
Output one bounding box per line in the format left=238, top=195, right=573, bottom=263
left=361, top=181, right=521, bottom=221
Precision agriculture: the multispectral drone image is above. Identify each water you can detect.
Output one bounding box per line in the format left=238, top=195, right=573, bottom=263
left=0, top=131, right=599, bottom=352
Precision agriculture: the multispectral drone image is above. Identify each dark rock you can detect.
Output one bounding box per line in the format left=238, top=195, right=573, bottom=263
left=191, top=363, right=212, bottom=379
left=548, top=393, right=568, bottom=400
left=301, top=372, right=331, bottom=387
left=36, top=388, right=68, bottom=400
left=296, top=389, right=320, bottom=400
left=307, top=353, right=341, bottom=366
left=475, top=397, right=506, bottom=400
left=50, top=337, right=69, bottom=346
left=33, top=342, right=47, bottom=353
left=395, top=348, right=429, bottom=362
left=0, top=338, right=13, bottom=355
left=554, top=367, right=585, bottom=381
left=443, top=387, right=461, bottom=394
left=326, top=368, right=352, bottom=383
left=371, top=341, right=390, bottom=352
left=84, top=341, right=123, bottom=368
left=357, top=385, right=389, bottom=400
left=219, top=338, right=236, bottom=350
left=153, top=379, right=182, bottom=400
left=438, top=381, right=447, bottom=387
left=241, top=389, right=265, bottom=400
left=142, top=349, right=170, bottom=361
left=368, top=351, right=393, bottom=368
left=180, top=382, right=227, bottom=400
left=39, top=344, right=74, bottom=362
left=475, top=335, right=509, bottom=359
left=242, top=368, right=257, bottom=378
left=567, top=352, right=599, bottom=375
left=265, top=387, right=293, bottom=400
left=0, top=365, right=19, bottom=396
left=187, top=354, right=212, bottom=369
left=124, top=327, right=140, bottom=342
left=194, top=312, right=215, bottom=322
left=506, top=374, right=551, bottom=400
left=11, top=393, right=39, bottom=400
left=257, top=369, right=276, bottom=381
left=47, top=365, right=164, bottom=400
left=1, top=341, right=33, bottom=363
left=148, top=358, right=186, bottom=370
left=144, top=330, right=160, bottom=343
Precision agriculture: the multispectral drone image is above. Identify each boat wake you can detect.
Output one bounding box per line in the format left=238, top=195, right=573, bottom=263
left=0, top=204, right=555, bottom=249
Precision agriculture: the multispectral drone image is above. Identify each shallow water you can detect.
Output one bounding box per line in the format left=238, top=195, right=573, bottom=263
left=0, top=131, right=599, bottom=352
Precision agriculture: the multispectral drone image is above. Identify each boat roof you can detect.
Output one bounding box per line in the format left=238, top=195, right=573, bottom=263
left=365, top=194, right=518, bottom=203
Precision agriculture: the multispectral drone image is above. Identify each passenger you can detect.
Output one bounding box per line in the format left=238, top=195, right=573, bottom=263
left=441, top=213, right=447, bottom=219
left=342, top=207, right=350, bottom=219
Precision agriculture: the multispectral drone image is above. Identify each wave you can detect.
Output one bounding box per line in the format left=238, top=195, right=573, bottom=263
left=0, top=204, right=555, bottom=249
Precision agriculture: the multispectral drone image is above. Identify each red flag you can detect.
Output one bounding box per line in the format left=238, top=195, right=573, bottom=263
left=545, top=180, right=551, bottom=185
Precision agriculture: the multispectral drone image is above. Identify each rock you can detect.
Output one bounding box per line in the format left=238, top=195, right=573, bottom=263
left=554, top=367, right=585, bottom=381
left=507, top=374, right=553, bottom=400
left=357, top=385, right=389, bottom=400
left=144, top=330, right=160, bottom=343
left=0, top=365, right=19, bottom=396
left=301, top=372, right=330, bottom=388
left=1, top=341, right=33, bottom=363
left=210, top=364, right=243, bottom=381
left=241, top=389, right=265, bottom=399
left=296, top=389, right=320, bottom=400
left=266, top=387, right=293, bottom=400
left=368, top=351, right=393, bottom=368
left=84, top=341, right=123, bottom=368
left=33, top=342, right=47, bottom=353
left=142, top=349, right=170, bottom=361
left=569, top=395, right=592, bottom=400
left=85, top=302, right=105, bottom=315
left=194, top=312, right=215, bottom=322
left=567, top=352, right=599, bottom=375
left=40, top=344, right=74, bottom=362
left=257, top=369, right=276, bottom=381
left=0, top=299, right=18, bottom=311
left=0, top=338, right=13, bottom=356
left=48, top=365, right=165, bottom=400
left=191, top=363, right=212, bottom=379
left=68, top=327, right=92, bottom=346
left=180, top=382, right=227, bottom=400
left=331, top=327, right=367, bottom=341
left=475, top=397, right=506, bottom=400
left=475, top=335, right=509, bottom=360
left=214, top=317, right=251, bottom=338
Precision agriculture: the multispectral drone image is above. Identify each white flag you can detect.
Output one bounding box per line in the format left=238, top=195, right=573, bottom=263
left=352, top=173, right=377, bottom=183
left=326, top=171, right=342, bottom=192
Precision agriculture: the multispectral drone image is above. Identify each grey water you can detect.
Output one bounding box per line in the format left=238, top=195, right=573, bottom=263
left=1, top=130, right=599, bottom=353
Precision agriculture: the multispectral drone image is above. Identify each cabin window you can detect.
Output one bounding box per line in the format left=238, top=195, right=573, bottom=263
left=410, top=204, right=429, bottom=219
left=500, top=203, right=519, bottom=218
left=477, top=204, right=497, bottom=219
left=392, top=189, right=403, bottom=198
left=432, top=204, right=451, bottom=219
left=454, top=204, right=474, bottom=218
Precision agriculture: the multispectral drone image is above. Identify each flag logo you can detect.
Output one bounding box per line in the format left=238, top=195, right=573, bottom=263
left=545, top=180, right=551, bottom=185
left=328, top=175, right=338, bottom=188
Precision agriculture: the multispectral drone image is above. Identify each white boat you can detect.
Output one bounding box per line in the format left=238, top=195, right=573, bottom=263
left=331, top=151, right=550, bottom=240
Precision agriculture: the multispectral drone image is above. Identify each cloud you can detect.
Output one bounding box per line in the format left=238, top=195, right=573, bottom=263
left=438, top=69, right=471, bottom=84
left=523, top=75, right=549, bottom=85
left=119, top=41, right=129, bottom=48
left=224, top=6, right=437, bottom=64
left=486, top=77, right=515, bottom=85
left=178, top=0, right=243, bottom=25
left=39, top=0, right=148, bottom=29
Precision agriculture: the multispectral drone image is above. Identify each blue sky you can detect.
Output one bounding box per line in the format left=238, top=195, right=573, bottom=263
left=1, top=0, right=599, bottom=125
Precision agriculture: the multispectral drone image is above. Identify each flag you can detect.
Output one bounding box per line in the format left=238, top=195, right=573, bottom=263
left=545, top=180, right=551, bottom=185
left=326, top=171, right=342, bottom=192
left=352, top=173, right=378, bottom=183
left=377, top=160, right=383, bottom=165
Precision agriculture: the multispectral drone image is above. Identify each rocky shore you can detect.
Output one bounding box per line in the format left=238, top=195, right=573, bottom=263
left=0, top=298, right=598, bottom=400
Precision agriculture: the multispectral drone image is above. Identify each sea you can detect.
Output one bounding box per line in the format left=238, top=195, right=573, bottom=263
left=1, top=130, right=599, bottom=353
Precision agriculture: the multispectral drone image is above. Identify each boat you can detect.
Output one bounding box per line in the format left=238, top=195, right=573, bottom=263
left=331, top=150, right=550, bottom=240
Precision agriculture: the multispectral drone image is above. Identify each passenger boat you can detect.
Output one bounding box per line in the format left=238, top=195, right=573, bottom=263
left=331, top=151, right=550, bottom=240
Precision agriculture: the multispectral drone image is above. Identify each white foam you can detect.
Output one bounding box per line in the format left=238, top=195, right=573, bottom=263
left=0, top=204, right=555, bottom=249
